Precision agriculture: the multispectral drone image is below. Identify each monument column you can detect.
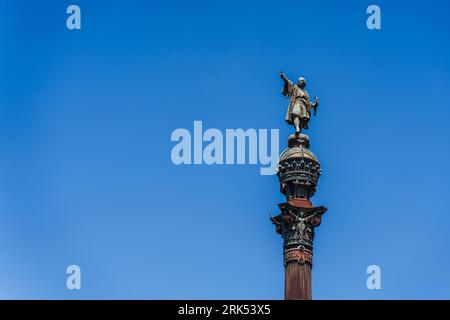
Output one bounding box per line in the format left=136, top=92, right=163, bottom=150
left=272, top=72, right=327, bottom=300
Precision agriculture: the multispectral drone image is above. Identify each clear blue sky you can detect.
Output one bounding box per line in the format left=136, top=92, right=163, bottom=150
left=1, top=0, right=450, bottom=299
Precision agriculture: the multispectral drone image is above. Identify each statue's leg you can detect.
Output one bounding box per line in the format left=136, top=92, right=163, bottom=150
left=294, top=117, right=301, bottom=135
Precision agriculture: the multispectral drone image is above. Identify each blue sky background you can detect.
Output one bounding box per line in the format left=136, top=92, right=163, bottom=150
left=1, top=0, right=450, bottom=299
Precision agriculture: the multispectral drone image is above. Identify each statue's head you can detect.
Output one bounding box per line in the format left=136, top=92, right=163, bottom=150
left=297, top=77, right=306, bottom=88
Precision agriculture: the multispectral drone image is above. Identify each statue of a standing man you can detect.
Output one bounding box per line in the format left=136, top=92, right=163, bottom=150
left=280, top=72, right=319, bottom=135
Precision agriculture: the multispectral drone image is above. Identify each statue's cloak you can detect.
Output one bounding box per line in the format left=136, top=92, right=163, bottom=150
left=282, top=80, right=311, bottom=125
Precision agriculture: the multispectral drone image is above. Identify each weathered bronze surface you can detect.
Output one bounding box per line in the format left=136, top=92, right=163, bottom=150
left=278, top=134, right=321, bottom=200
left=280, top=72, right=319, bottom=135
left=271, top=203, right=327, bottom=267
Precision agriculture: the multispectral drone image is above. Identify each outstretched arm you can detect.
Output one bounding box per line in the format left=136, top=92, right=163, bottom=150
left=280, top=71, right=293, bottom=97
left=280, top=71, right=290, bottom=83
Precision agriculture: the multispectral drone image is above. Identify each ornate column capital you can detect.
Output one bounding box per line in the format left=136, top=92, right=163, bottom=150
left=271, top=203, right=327, bottom=267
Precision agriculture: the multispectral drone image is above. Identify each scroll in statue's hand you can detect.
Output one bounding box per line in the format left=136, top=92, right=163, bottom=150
left=313, top=97, right=319, bottom=115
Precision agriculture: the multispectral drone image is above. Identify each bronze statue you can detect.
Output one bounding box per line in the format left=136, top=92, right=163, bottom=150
left=280, top=72, right=319, bottom=135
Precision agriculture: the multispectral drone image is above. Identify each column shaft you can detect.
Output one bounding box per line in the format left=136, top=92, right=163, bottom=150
left=285, top=263, right=312, bottom=300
